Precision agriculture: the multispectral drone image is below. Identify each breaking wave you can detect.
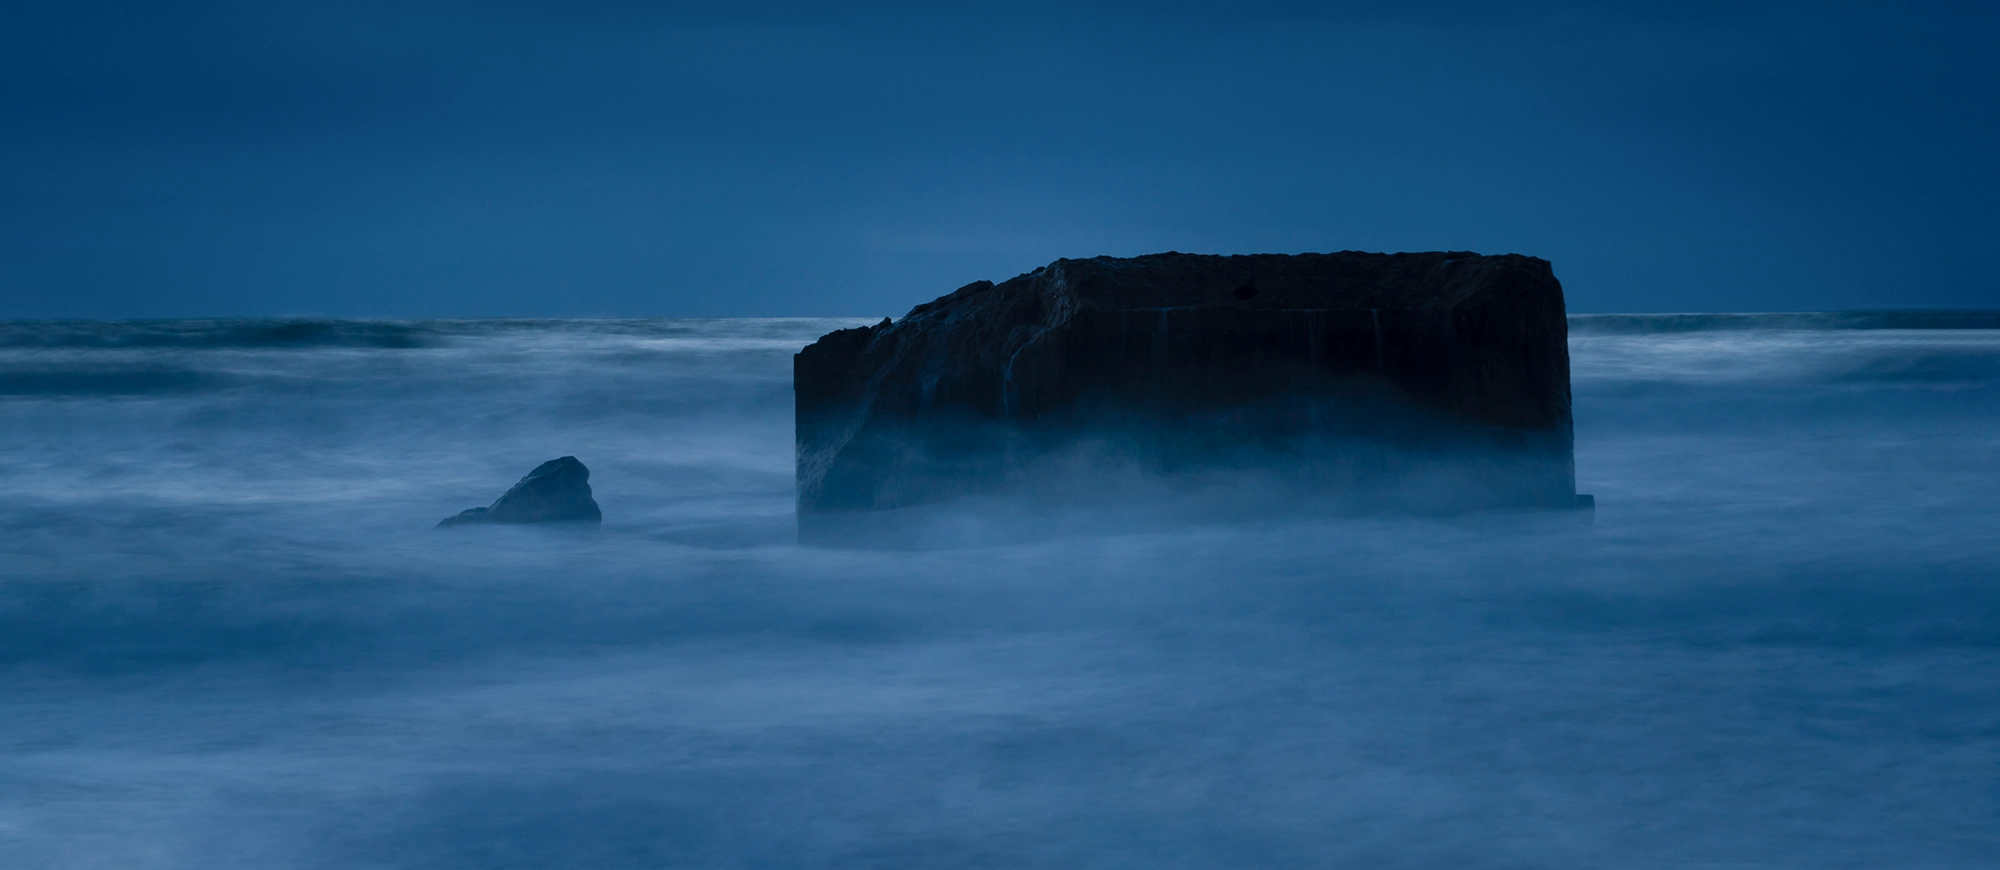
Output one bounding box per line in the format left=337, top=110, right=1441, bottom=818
left=1568, top=310, right=2000, bottom=333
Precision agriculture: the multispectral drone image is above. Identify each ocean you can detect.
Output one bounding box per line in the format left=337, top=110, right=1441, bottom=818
left=2, top=314, right=1996, bottom=868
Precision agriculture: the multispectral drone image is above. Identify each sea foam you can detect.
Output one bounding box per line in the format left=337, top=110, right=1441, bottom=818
left=1, top=316, right=1996, bottom=868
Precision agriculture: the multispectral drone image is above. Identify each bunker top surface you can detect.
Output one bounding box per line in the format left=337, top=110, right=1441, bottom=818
left=905, top=251, right=1557, bottom=318
left=797, top=251, right=1571, bottom=429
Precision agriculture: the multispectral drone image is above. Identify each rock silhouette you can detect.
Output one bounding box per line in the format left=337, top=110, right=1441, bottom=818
left=438, top=456, right=602, bottom=527
left=795, top=251, right=1585, bottom=518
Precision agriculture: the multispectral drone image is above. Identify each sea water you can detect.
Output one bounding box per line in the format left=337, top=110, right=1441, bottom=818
left=1, top=315, right=1996, bottom=868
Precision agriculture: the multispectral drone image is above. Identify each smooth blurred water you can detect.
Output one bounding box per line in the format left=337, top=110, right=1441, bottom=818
left=2, top=316, right=1997, bottom=868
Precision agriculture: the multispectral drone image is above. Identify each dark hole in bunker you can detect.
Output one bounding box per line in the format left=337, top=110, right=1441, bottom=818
left=1233, top=285, right=1259, bottom=300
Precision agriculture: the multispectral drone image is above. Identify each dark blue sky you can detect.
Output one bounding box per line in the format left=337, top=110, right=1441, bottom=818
left=2, top=1, right=1994, bottom=318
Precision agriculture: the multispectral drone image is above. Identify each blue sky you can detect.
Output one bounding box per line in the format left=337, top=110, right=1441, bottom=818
left=1, top=1, right=1994, bottom=318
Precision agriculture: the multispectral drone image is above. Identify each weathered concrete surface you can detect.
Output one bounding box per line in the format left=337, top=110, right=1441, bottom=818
left=796, top=251, right=1579, bottom=517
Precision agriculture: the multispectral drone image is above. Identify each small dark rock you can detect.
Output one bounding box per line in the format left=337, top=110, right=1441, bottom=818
left=437, top=456, right=602, bottom=527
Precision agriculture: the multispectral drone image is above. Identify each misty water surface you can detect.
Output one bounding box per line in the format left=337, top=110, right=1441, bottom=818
left=1, top=316, right=1996, bottom=868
